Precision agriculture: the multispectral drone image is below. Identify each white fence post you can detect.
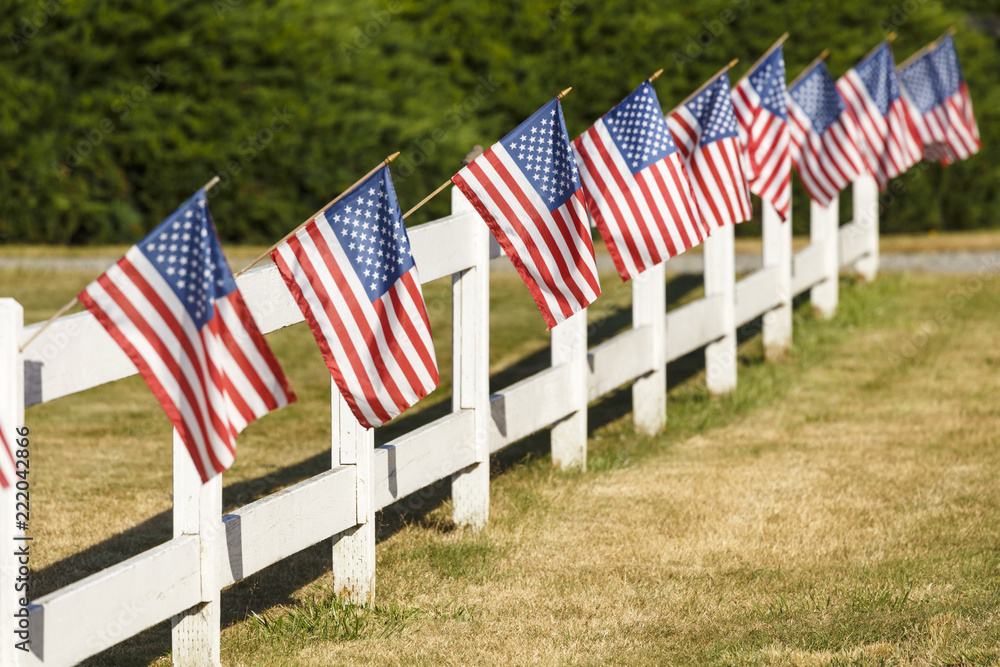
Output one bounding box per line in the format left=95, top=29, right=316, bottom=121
left=852, top=174, right=879, bottom=282
left=704, top=225, right=737, bottom=395
left=331, top=390, right=375, bottom=602
left=0, top=300, right=24, bottom=667
left=631, top=263, right=666, bottom=434
left=810, top=196, right=840, bottom=319
left=450, top=186, right=491, bottom=529
left=550, top=308, right=588, bottom=469
left=762, top=201, right=792, bottom=359
left=170, top=430, right=223, bottom=666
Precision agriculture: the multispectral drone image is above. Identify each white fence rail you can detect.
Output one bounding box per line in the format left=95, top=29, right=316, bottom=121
left=0, top=175, right=880, bottom=666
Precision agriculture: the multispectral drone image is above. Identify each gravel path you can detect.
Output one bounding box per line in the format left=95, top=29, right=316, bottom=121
left=2, top=250, right=999, bottom=275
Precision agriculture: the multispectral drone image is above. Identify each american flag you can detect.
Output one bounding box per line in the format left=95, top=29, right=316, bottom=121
left=732, top=45, right=791, bottom=221
left=0, top=423, right=14, bottom=489
left=453, top=98, right=600, bottom=328
left=668, top=70, right=752, bottom=229
left=898, top=34, right=980, bottom=165
left=79, top=190, right=296, bottom=482
left=786, top=60, right=865, bottom=206
left=837, top=42, right=922, bottom=188
left=272, top=165, right=439, bottom=429
left=572, top=81, right=705, bottom=282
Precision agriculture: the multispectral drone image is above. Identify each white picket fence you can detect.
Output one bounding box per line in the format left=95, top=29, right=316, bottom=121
left=0, top=175, right=880, bottom=666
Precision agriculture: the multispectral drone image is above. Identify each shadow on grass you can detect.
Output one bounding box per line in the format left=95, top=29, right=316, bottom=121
left=63, top=272, right=783, bottom=666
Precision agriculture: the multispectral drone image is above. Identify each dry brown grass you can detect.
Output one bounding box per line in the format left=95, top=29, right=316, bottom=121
left=5, top=261, right=1000, bottom=666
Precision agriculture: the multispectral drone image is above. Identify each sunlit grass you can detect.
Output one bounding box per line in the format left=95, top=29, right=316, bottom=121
left=3, top=258, right=999, bottom=665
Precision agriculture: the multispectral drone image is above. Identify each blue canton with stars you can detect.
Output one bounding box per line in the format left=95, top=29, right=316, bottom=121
left=747, top=46, right=788, bottom=120
left=321, top=165, right=414, bottom=302
left=789, top=62, right=845, bottom=136
left=604, top=81, right=678, bottom=175
left=502, top=98, right=581, bottom=212
left=854, top=43, right=901, bottom=117
left=138, top=189, right=236, bottom=330
left=898, top=35, right=964, bottom=115
left=685, top=73, right=740, bottom=147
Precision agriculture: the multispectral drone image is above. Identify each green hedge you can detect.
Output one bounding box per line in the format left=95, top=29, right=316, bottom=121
left=1, top=0, right=997, bottom=244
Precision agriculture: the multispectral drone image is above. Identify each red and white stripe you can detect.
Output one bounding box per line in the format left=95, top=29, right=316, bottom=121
left=274, top=215, right=438, bottom=430
left=668, top=109, right=752, bottom=229
left=80, top=249, right=296, bottom=482
left=453, top=145, right=600, bottom=329
left=572, top=120, right=705, bottom=282
left=837, top=72, right=923, bottom=189
left=732, top=77, right=791, bottom=220
left=786, top=98, right=865, bottom=207
left=0, top=424, right=15, bottom=489
left=904, top=83, right=980, bottom=165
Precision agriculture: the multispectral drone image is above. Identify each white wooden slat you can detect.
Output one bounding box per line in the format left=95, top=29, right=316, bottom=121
left=630, top=263, right=666, bottom=434
left=664, top=294, right=726, bottom=363
left=20, top=310, right=135, bottom=407
left=408, top=210, right=483, bottom=284
left=587, top=325, right=655, bottom=403
left=550, top=309, right=588, bottom=470
left=838, top=221, right=868, bottom=268
left=734, top=266, right=782, bottom=327
left=791, top=241, right=828, bottom=296
left=809, top=196, right=839, bottom=319
left=219, top=466, right=357, bottom=588
left=489, top=364, right=574, bottom=454
left=373, top=410, right=477, bottom=511
left=236, top=263, right=305, bottom=335
left=171, top=430, right=222, bottom=666
left=851, top=174, right=880, bottom=281
left=331, top=392, right=375, bottom=603
left=23, top=536, right=202, bottom=667
left=448, top=187, right=492, bottom=530
left=761, top=200, right=793, bottom=360
left=703, top=224, right=737, bottom=395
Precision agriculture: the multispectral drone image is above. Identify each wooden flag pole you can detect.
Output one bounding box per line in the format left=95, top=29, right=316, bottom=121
left=19, top=174, right=224, bottom=353
left=668, top=59, right=739, bottom=115
left=789, top=49, right=831, bottom=88
left=897, top=26, right=956, bottom=70
left=648, top=69, right=664, bottom=82
left=402, top=88, right=572, bottom=221
left=735, top=33, right=789, bottom=85
left=860, top=32, right=897, bottom=64
left=235, top=152, right=400, bottom=278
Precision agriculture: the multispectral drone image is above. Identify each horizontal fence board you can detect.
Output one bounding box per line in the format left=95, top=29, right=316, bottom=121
left=664, top=295, right=726, bottom=362
left=587, top=326, right=655, bottom=402
left=21, top=311, right=135, bottom=407
left=409, top=212, right=482, bottom=283
left=374, top=410, right=477, bottom=510
left=25, top=536, right=202, bottom=667
left=734, top=267, right=782, bottom=327
left=238, top=264, right=306, bottom=334
left=792, top=241, right=828, bottom=296
left=220, top=466, right=357, bottom=588
left=838, top=221, right=868, bottom=267
left=489, top=364, right=574, bottom=453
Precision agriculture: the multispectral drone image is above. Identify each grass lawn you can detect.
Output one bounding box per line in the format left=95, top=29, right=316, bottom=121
left=3, top=257, right=999, bottom=665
